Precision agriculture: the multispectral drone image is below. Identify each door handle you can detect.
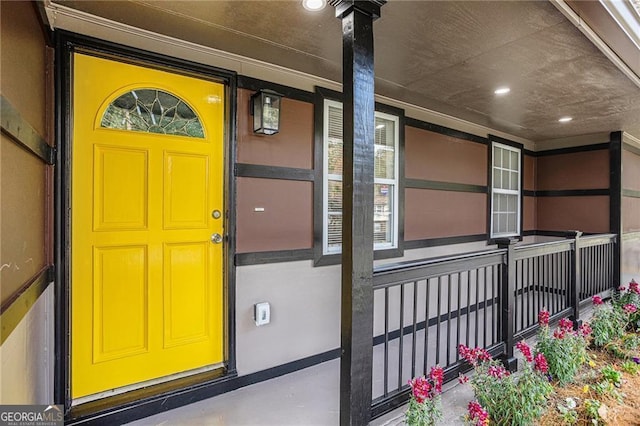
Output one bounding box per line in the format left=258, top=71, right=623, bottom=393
left=211, top=233, right=223, bottom=244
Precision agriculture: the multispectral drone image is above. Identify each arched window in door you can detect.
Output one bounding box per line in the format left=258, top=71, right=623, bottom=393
left=101, top=88, right=204, bottom=138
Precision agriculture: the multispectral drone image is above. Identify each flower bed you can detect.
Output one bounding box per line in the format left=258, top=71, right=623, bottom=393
left=405, top=279, right=640, bottom=425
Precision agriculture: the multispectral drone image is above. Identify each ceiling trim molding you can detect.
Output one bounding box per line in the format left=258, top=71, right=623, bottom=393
left=600, top=0, right=640, bottom=51
left=42, top=0, right=535, bottom=148
left=550, top=0, right=640, bottom=89
left=623, top=132, right=640, bottom=150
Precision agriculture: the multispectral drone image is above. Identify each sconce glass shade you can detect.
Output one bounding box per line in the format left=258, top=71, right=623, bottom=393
left=251, top=89, right=283, bottom=135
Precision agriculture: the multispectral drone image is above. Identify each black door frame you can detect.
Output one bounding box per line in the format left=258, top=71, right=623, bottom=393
left=54, top=31, right=239, bottom=424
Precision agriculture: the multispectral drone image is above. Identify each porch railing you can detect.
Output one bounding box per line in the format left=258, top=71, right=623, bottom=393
left=370, top=232, right=617, bottom=419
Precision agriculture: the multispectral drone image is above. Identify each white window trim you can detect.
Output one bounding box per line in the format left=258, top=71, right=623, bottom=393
left=322, top=99, right=400, bottom=255
left=490, top=142, right=521, bottom=239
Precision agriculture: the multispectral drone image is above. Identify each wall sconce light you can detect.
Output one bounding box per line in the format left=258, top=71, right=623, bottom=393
left=251, top=89, right=283, bottom=135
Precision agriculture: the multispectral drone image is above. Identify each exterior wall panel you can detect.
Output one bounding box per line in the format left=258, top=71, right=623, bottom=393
left=523, top=196, right=536, bottom=231
left=537, top=196, right=609, bottom=233
left=236, top=177, right=313, bottom=252
left=622, top=196, right=640, bottom=233
left=0, top=136, right=46, bottom=303
left=622, top=149, right=640, bottom=192
left=405, top=127, right=487, bottom=185
left=236, top=89, right=314, bottom=169
left=523, top=154, right=536, bottom=191
left=404, top=189, right=486, bottom=240
left=0, top=1, right=52, bottom=405
left=537, top=149, right=609, bottom=190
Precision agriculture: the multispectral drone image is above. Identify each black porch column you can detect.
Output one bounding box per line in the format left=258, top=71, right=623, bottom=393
left=331, top=1, right=385, bottom=425
left=610, top=131, right=623, bottom=288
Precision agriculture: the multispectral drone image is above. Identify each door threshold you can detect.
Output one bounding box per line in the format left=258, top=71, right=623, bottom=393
left=72, top=363, right=225, bottom=406
left=67, top=366, right=236, bottom=425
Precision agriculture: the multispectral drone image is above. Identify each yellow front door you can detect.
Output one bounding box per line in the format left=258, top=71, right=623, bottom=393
left=71, top=53, right=225, bottom=399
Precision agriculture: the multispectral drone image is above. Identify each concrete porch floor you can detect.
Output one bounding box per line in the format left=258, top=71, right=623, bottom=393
left=125, top=357, right=474, bottom=426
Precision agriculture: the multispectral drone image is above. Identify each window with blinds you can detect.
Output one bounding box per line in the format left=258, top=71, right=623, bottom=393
left=322, top=99, right=399, bottom=255
left=490, top=142, right=521, bottom=238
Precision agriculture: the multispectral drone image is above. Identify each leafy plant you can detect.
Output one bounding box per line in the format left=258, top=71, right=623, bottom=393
left=600, top=365, right=622, bottom=387
left=590, top=301, right=626, bottom=347
left=584, top=399, right=604, bottom=425
left=535, top=312, right=590, bottom=385
left=405, top=366, right=444, bottom=426
left=611, top=279, right=640, bottom=332
left=458, top=343, right=552, bottom=425
left=557, top=397, right=578, bottom=424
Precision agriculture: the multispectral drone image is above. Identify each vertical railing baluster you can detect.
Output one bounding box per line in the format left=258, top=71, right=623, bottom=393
left=456, top=272, right=462, bottom=361
left=446, top=275, right=453, bottom=365
left=474, top=269, right=480, bottom=349
left=411, top=281, right=418, bottom=379
left=483, top=267, right=488, bottom=348
left=383, top=287, right=389, bottom=397
left=566, top=231, right=582, bottom=323
left=423, top=279, right=430, bottom=375
left=436, top=277, right=442, bottom=366
left=398, top=284, right=405, bottom=390
left=466, top=270, right=471, bottom=348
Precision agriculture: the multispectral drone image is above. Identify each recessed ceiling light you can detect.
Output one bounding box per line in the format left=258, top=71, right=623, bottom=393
left=558, top=117, right=573, bottom=123
left=494, top=87, right=510, bottom=95
left=302, top=0, right=326, bottom=11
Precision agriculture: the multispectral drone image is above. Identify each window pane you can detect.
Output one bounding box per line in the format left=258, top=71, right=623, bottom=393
left=101, top=89, right=204, bottom=138
left=375, top=117, right=395, bottom=179
left=327, top=179, right=343, bottom=252
left=502, top=171, right=510, bottom=189
left=507, top=213, right=516, bottom=233
left=327, top=138, right=343, bottom=175
left=510, top=151, right=518, bottom=170
left=493, top=147, right=501, bottom=167
left=327, top=180, right=342, bottom=212
left=510, top=171, right=518, bottom=190
left=493, top=169, right=501, bottom=189
left=374, top=184, right=394, bottom=246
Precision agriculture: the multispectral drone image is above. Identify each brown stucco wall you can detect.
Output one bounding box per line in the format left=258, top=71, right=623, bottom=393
left=537, top=149, right=609, bottom=191
left=523, top=154, right=536, bottom=192
left=523, top=196, right=536, bottom=231
left=236, top=88, right=313, bottom=169
left=622, top=197, right=640, bottom=233
left=236, top=177, right=313, bottom=252
left=404, top=189, right=486, bottom=240
left=405, top=127, right=487, bottom=185
left=0, top=2, right=49, bottom=305
left=623, top=148, right=640, bottom=192
left=537, top=196, right=609, bottom=233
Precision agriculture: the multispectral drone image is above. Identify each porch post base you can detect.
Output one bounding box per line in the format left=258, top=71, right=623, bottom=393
left=499, top=355, right=518, bottom=373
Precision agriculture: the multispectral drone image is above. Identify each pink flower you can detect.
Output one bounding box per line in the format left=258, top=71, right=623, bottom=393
left=408, top=376, right=431, bottom=403
left=468, top=401, right=490, bottom=426
left=458, top=345, right=491, bottom=366
left=619, top=286, right=626, bottom=292
left=534, top=353, right=549, bottom=374
left=578, top=323, right=592, bottom=337
left=538, top=309, right=550, bottom=326
left=516, top=340, right=533, bottom=363
left=429, top=366, right=444, bottom=394
left=458, top=374, right=469, bottom=384
left=559, top=317, right=574, bottom=330
left=624, top=304, right=638, bottom=314
left=487, top=365, right=510, bottom=379
left=553, top=329, right=566, bottom=339
left=592, top=295, right=604, bottom=305
left=630, top=279, right=639, bottom=294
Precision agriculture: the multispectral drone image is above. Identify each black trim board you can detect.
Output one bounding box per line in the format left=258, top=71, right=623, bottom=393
left=535, top=189, right=610, bottom=197
left=235, top=249, right=314, bottom=266
left=0, top=266, right=54, bottom=345
left=1, top=95, right=55, bottom=164
left=67, top=348, right=341, bottom=425
left=237, top=75, right=314, bottom=104
left=530, top=142, right=610, bottom=157
left=404, top=234, right=487, bottom=250
left=235, top=163, right=314, bottom=181
left=404, top=117, right=487, bottom=145
left=405, top=178, right=487, bottom=193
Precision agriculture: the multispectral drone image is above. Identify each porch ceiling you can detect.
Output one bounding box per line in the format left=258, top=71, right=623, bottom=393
left=54, top=0, right=640, bottom=144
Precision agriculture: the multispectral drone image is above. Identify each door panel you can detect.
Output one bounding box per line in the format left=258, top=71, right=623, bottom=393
left=72, top=53, right=225, bottom=399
